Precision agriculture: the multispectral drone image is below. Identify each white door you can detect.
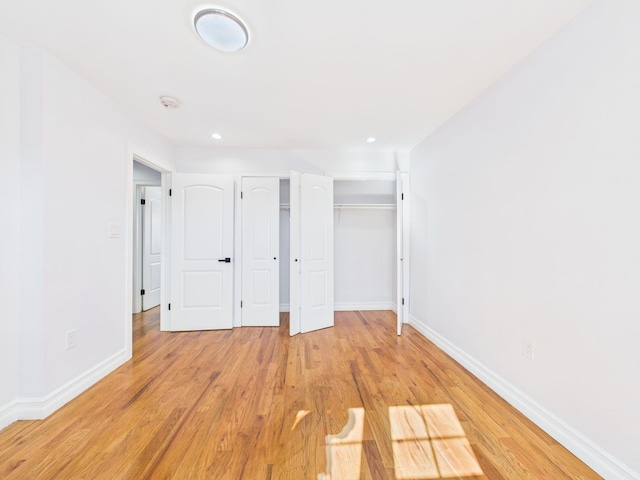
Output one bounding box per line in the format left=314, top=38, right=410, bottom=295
left=396, top=172, right=410, bottom=335
left=401, top=173, right=410, bottom=327
left=142, top=186, right=162, bottom=311
left=169, top=174, right=234, bottom=331
left=300, top=173, right=334, bottom=333
left=396, top=174, right=404, bottom=335
left=241, top=177, right=279, bottom=326
left=289, top=171, right=301, bottom=336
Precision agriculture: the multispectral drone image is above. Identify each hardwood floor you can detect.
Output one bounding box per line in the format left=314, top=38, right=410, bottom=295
left=0, top=309, right=599, bottom=479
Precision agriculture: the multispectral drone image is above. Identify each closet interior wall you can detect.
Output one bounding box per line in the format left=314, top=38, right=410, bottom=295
left=277, top=178, right=397, bottom=313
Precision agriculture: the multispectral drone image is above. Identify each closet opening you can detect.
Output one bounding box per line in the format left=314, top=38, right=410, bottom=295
left=332, top=178, right=398, bottom=314
left=239, top=173, right=408, bottom=335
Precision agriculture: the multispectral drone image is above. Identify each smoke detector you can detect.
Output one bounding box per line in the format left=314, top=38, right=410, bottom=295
left=160, top=96, right=180, bottom=109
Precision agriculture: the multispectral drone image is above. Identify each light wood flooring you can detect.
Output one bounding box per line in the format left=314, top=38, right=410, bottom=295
left=0, top=308, right=600, bottom=479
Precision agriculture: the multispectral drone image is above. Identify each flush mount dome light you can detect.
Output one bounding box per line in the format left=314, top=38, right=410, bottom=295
left=194, top=9, right=249, bottom=52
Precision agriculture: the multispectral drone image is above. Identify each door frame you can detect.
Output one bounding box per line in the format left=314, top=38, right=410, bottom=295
left=327, top=171, right=410, bottom=331
left=235, top=170, right=410, bottom=334
left=145, top=169, right=408, bottom=338
left=133, top=182, right=160, bottom=314
left=240, top=176, right=281, bottom=327
left=234, top=172, right=289, bottom=327
left=168, top=173, right=235, bottom=331
left=126, top=147, right=173, bottom=357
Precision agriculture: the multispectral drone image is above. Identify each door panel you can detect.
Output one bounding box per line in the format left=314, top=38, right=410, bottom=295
left=241, top=177, right=279, bottom=326
left=142, top=186, right=162, bottom=311
left=289, top=171, right=301, bottom=335
left=300, top=173, right=334, bottom=333
left=400, top=172, right=410, bottom=329
left=396, top=173, right=404, bottom=335
left=170, top=174, right=233, bottom=331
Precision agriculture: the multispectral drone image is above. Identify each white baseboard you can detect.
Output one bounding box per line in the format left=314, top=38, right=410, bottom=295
left=0, top=400, right=21, bottom=431
left=409, top=315, right=638, bottom=480
left=0, top=349, right=130, bottom=430
left=334, top=302, right=396, bottom=312
left=279, top=303, right=290, bottom=313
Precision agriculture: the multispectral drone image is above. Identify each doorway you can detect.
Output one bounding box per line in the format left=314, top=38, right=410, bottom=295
left=132, top=160, right=162, bottom=314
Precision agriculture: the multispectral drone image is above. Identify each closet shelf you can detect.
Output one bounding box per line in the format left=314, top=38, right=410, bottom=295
left=280, top=203, right=396, bottom=210
left=335, top=203, right=396, bottom=210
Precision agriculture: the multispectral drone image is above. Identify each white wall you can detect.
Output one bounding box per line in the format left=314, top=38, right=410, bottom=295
left=409, top=0, right=640, bottom=477
left=334, top=208, right=396, bottom=310
left=40, top=50, right=174, bottom=393
left=0, top=34, right=22, bottom=413
left=0, top=40, right=175, bottom=426
left=176, top=147, right=403, bottom=174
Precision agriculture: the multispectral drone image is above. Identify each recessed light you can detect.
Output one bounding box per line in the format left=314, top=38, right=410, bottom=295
left=194, top=9, right=249, bottom=52
left=366, top=137, right=376, bottom=143
left=211, top=133, right=222, bottom=140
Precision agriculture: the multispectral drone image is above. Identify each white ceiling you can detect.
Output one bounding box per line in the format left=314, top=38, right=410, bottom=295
left=0, top=0, right=590, bottom=151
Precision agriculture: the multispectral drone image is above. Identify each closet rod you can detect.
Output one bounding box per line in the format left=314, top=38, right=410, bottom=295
left=334, top=203, right=396, bottom=210
left=279, top=203, right=396, bottom=210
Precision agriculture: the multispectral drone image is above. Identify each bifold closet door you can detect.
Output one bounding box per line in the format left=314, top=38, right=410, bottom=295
left=241, top=177, right=280, bottom=326
left=396, top=173, right=404, bottom=335
left=289, top=172, right=302, bottom=335
left=290, top=171, right=334, bottom=335
left=169, top=173, right=234, bottom=331
left=396, top=171, right=410, bottom=335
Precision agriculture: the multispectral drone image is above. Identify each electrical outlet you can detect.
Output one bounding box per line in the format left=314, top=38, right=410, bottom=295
left=65, top=330, right=77, bottom=350
left=523, top=336, right=534, bottom=360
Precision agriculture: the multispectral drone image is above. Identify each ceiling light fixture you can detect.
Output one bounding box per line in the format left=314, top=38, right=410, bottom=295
left=194, top=9, right=249, bottom=52
left=366, top=137, right=376, bottom=143
left=211, top=132, right=222, bottom=140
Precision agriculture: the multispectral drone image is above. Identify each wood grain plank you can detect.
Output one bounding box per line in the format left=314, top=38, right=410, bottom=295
left=0, top=308, right=601, bottom=479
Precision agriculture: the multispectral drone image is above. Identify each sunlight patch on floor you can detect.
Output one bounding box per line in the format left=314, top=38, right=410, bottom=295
left=391, top=404, right=483, bottom=479
left=318, top=408, right=365, bottom=480
left=318, top=404, right=483, bottom=479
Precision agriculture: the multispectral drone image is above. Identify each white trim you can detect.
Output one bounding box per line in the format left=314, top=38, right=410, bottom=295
left=0, top=349, right=129, bottom=430
left=233, top=174, right=242, bottom=327
left=131, top=147, right=173, bottom=174
left=235, top=171, right=291, bottom=179
left=160, top=172, right=171, bottom=331
left=126, top=146, right=173, bottom=337
left=327, top=171, right=398, bottom=181
left=334, top=302, right=396, bottom=312
left=409, top=315, right=639, bottom=480
left=279, top=303, right=290, bottom=313
left=0, top=400, right=20, bottom=430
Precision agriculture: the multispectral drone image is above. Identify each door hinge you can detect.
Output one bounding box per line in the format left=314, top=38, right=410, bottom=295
left=141, top=289, right=145, bottom=295
left=169, top=189, right=172, bottom=196
left=140, top=199, right=146, bottom=205
left=402, top=298, right=405, bottom=305
left=401, top=193, right=404, bottom=200
left=240, top=301, right=243, bottom=308
left=168, top=303, right=171, bottom=310
left=240, top=191, right=243, bottom=199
